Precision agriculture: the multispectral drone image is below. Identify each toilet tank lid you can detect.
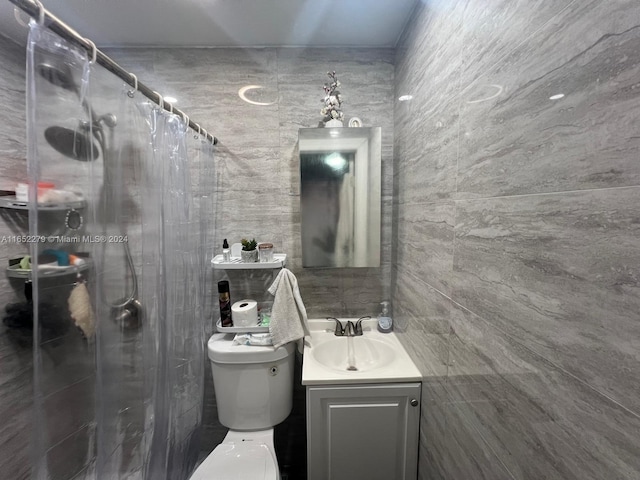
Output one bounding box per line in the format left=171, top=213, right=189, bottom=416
left=208, top=333, right=295, bottom=364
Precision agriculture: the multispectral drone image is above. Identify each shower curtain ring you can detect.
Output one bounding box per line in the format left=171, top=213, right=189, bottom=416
left=33, top=0, right=45, bottom=25
left=166, top=102, right=173, bottom=114
left=153, top=91, right=164, bottom=110
left=85, top=38, right=97, bottom=64
left=194, top=123, right=201, bottom=139
left=127, top=73, right=138, bottom=98
left=181, top=112, right=189, bottom=126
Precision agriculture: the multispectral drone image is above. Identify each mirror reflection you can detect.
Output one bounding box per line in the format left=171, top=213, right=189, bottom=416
left=299, top=127, right=381, bottom=268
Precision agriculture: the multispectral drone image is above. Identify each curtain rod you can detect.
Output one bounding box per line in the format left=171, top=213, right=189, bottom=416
left=9, top=0, right=218, bottom=145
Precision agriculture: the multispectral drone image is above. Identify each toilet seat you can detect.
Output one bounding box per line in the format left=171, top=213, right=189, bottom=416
left=190, top=435, right=279, bottom=480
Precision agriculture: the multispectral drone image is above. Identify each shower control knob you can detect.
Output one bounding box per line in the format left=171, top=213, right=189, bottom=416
left=410, top=398, right=419, bottom=407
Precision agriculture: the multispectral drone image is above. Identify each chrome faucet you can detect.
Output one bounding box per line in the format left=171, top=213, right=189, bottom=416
left=328, top=316, right=371, bottom=337
left=344, top=321, right=357, bottom=336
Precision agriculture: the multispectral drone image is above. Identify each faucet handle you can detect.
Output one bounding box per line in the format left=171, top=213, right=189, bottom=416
left=354, top=316, right=371, bottom=335
left=327, top=317, right=344, bottom=336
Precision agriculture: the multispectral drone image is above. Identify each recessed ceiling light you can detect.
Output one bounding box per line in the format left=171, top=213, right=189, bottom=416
left=238, top=85, right=276, bottom=106
left=466, top=84, right=504, bottom=104
left=398, top=95, right=413, bottom=102
left=163, top=96, right=177, bottom=103
left=549, top=93, right=565, bottom=100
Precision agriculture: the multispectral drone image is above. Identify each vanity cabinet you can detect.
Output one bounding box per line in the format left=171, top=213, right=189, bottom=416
left=306, top=382, right=421, bottom=480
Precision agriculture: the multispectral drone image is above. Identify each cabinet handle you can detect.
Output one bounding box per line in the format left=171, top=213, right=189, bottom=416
left=410, top=398, right=419, bottom=407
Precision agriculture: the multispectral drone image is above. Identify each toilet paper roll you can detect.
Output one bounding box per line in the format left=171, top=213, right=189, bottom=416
left=231, top=299, right=259, bottom=327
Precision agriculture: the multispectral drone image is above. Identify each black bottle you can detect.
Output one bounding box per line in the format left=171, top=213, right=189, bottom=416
left=218, top=280, right=232, bottom=327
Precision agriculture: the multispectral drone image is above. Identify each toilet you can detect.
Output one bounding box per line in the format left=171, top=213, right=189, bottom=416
left=190, top=333, right=296, bottom=480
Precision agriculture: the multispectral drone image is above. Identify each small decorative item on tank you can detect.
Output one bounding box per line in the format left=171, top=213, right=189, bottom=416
left=258, top=242, right=274, bottom=263
left=240, top=238, right=258, bottom=262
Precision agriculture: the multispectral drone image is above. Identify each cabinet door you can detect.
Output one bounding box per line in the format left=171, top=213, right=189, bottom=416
left=307, top=383, right=421, bottom=480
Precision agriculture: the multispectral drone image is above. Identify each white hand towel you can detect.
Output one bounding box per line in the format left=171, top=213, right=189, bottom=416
left=267, top=268, right=310, bottom=349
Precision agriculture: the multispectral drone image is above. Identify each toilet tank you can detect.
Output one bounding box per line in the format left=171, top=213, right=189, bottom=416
left=207, top=333, right=296, bottom=431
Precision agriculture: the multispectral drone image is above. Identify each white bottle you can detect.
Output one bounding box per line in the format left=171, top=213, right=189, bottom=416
left=377, top=301, right=393, bottom=333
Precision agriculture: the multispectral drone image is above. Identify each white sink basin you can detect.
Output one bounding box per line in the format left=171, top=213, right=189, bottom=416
left=302, top=318, right=422, bottom=385
left=311, top=336, right=396, bottom=372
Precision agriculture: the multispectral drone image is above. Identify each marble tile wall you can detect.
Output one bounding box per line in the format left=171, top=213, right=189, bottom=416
left=105, top=46, right=396, bottom=319
left=393, top=0, right=640, bottom=479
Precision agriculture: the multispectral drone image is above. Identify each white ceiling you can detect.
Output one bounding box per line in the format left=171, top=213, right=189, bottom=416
left=1, top=0, right=418, bottom=48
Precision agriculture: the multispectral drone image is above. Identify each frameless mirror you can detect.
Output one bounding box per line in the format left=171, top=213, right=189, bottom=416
left=299, top=126, right=381, bottom=268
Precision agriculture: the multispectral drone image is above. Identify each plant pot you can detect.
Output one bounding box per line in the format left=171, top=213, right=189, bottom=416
left=240, top=249, right=258, bottom=263
left=325, top=119, right=343, bottom=127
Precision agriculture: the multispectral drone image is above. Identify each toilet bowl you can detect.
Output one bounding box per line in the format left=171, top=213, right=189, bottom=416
left=190, top=430, right=280, bottom=480
left=190, top=334, right=295, bottom=480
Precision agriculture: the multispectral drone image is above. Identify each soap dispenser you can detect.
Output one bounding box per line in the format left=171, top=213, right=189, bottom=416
left=377, top=301, right=393, bottom=333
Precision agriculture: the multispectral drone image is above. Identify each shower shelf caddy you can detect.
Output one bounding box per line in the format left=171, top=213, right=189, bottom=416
left=212, top=253, right=286, bottom=333
left=6, top=262, right=91, bottom=280
left=215, top=320, right=270, bottom=334
left=1, top=196, right=89, bottom=281
left=210, top=253, right=286, bottom=270
left=0, top=195, right=86, bottom=211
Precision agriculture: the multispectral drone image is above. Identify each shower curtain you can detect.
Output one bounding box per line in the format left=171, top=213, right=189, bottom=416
left=26, top=21, right=214, bottom=480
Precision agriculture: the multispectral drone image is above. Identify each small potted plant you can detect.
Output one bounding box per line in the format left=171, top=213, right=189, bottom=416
left=240, top=238, right=258, bottom=263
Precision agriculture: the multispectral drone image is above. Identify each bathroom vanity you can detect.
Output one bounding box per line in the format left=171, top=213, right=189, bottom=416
left=302, top=318, right=422, bottom=480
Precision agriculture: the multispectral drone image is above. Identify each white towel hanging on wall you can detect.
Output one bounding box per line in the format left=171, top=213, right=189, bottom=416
left=267, top=268, right=310, bottom=349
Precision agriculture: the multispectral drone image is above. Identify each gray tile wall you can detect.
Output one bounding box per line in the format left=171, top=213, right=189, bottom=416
left=393, top=1, right=640, bottom=479
left=104, top=46, right=395, bottom=319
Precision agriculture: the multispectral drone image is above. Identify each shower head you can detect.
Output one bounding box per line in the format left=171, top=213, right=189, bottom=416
left=44, top=126, right=100, bottom=161
left=38, top=59, right=116, bottom=162
left=36, top=60, right=79, bottom=94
